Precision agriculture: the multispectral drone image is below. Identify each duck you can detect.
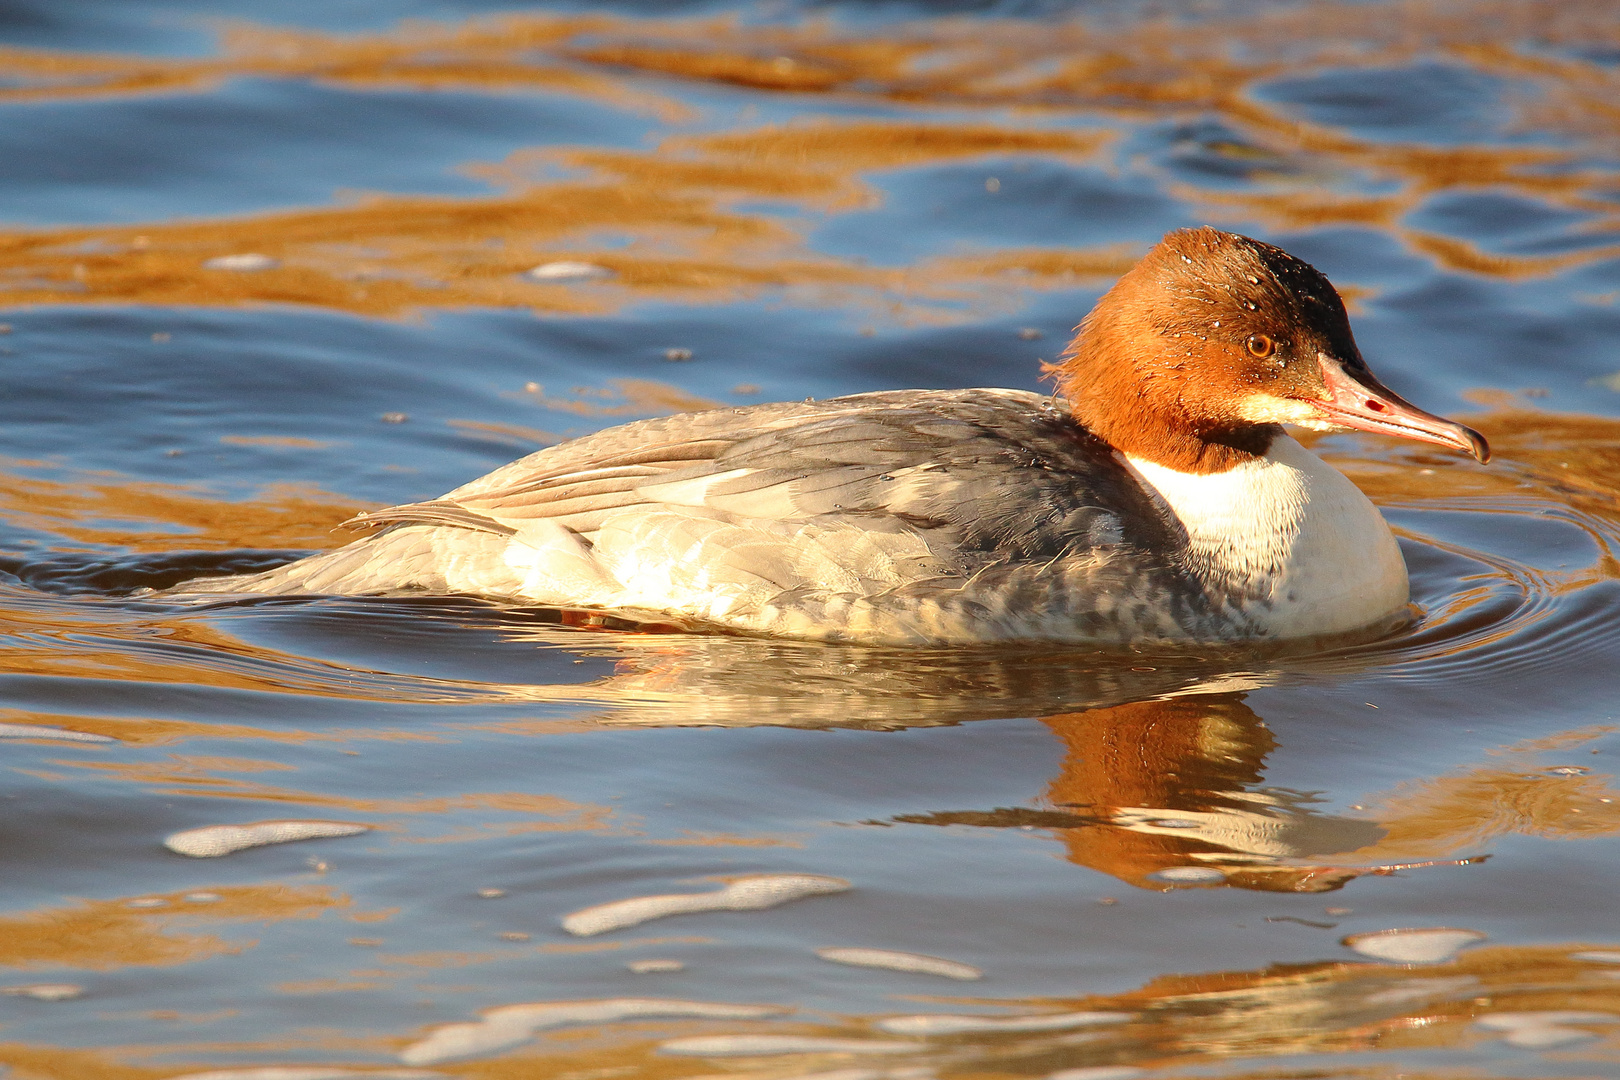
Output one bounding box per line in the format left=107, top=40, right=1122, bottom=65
left=171, top=227, right=1488, bottom=646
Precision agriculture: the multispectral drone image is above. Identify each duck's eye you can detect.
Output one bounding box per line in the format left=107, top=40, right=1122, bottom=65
left=1246, top=334, right=1276, bottom=359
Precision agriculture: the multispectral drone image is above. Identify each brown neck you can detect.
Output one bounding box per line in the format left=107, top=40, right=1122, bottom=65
left=1052, top=225, right=1337, bottom=474
left=1068, top=400, right=1280, bottom=474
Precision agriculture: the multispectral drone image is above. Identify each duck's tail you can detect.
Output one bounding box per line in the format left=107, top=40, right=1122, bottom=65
left=161, top=525, right=517, bottom=597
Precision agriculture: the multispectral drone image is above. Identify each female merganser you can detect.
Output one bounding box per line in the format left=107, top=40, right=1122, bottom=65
left=174, top=227, right=1487, bottom=645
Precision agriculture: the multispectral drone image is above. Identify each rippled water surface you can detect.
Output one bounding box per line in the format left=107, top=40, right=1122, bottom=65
left=4, top=1, right=1620, bottom=1077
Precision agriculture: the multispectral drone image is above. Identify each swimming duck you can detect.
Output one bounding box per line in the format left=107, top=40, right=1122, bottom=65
left=174, top=227, right=1487, bottom=645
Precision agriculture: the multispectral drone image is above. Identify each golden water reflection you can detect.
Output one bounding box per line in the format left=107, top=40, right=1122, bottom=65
left=0, top=938, right=1614, bottom=1078
left=429, top=939, right=1620, bottom=1077
left=0, top=885, right=346, bottom=971
left=0, top=466, right=368, bottom=552
left=896, top=691, right=1620, bottom=894
left=0, top=1, right=1617, bottom=320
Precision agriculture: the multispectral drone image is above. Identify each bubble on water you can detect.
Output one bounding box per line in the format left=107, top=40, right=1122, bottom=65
left=1343, top=927, right=1486, bottom=963
left=525, top=261, right=613, bottom=282
left=561, top=874, right=850, bottom=936
left=1476, top=1010, right=1618, bottom=1049
left=1571, top=950, right=1620, bottom=963
left=663, top=347, right=694, bottom=362
left=815, top=947, right=981, bottom=980
left=1017, top=327, right=1043, bottom=340
left=658, top=1035, right=916, bottom=1057
left=164, top=820, right=371, bottom=858
left=627, top=958, right=685, bottom=973
left=0, top=723, right=115, bottom=743
left=476, top=887, right=506, bottom=899
left=184, top=892, right=223, bottom=903
left=1149, top=866, right=1225, bottom=884
left=876, top=1011, right=1133, bottom=1036
left=1045, top=1069, right=1144, bottom=1080
left=400, top=1017, right=534, bottom=1066
left=400, top=998, right=785, bottom=1065
left=1, top=983, right=83, bottom=1001
left=1546, top=765, right=1590, bottom=775
left=126, top=897, right=168, bottom=908
left=203, top=253, right=278, bottom=271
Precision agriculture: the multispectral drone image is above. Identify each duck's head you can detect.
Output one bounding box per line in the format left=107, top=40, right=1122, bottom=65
left=1054, top=226, right=1489, bottom=474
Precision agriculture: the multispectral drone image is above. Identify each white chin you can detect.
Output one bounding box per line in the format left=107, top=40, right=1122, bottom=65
left=1237, top=395, right=1332, bottom=427
left=1290, top=416, right=1349, bottom=433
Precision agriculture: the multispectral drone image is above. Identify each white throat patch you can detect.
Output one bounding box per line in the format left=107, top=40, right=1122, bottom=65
left=1125, top=434, right=1409, bottom=638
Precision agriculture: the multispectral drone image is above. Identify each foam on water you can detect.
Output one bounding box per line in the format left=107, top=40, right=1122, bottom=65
left=562, top=875, right=852, bottom=936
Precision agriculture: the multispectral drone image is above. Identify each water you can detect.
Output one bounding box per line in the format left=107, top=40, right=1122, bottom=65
left=2, top=1, right=1620, bottom=1077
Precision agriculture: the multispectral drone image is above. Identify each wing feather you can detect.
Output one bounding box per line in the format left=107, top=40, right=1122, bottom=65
left=346, top=499, right=518, bottom=537
left=349, top=390, right=1172, bottom=573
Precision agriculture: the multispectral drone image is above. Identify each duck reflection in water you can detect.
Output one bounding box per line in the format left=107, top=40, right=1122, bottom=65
left=894, top=692, right=1479, bottom=893
left=490, top=624, right=1481, bottom=894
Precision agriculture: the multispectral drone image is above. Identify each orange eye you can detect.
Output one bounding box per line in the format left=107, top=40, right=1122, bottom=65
left=1246, top=334, right=1275, bottom=359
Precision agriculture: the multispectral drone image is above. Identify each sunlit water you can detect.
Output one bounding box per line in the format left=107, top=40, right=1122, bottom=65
left=2, top=1, right=1620, bottom=1077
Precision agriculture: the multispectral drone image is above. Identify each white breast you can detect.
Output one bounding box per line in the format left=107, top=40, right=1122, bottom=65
left=1126, top=435, right=1409, bottom=639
